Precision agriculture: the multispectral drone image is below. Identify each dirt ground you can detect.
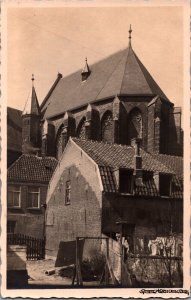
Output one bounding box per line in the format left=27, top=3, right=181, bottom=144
left=27, top=259, right=72, bottom=286
left=27, top=259, right=100, bottom=287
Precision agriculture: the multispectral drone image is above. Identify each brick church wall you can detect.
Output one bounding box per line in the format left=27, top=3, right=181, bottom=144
left=46, top=96, right=182, bottom=157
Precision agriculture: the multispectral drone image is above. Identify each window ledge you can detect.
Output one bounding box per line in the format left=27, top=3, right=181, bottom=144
left=119, top=192, right=133, bottom=196
left=8, top=206, right=21, bottom=209
left=27, top=207, right=41, bottom=210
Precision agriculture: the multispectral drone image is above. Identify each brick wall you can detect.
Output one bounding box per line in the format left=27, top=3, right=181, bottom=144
left=22, top=115, right=41, bottom=153
left=7, top=183, right=48, bottom=238
left=46, top=139, right=103, bottom=258
left=168, top=107, right=183, bottom=156
left=102, top=194, right=183, bottom=237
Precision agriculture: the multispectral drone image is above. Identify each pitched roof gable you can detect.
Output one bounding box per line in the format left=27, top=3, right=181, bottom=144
left=43, top=46, right=170, bottom=119
left=72, top=138, right=183, bottom=197
left=8, top=155, right=57, bottom=183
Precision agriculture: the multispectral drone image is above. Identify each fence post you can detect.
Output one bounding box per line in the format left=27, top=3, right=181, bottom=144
left=105, top=238, right=109, bottom=285
left=76, top=237, right=79, bottom=285
left=76, top=237, right=83, bottom=286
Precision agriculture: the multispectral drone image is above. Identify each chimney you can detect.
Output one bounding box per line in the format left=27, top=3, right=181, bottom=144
left=132, top=138, right=143, bottom=186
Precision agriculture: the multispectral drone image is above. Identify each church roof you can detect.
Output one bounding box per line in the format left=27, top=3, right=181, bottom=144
left=8, top=154, right=57, bottom=183
left=72, top=138, right=183, bottom=197
left=22, top=86, right=41, bottom=116
left=43, top=45, right=170, bottom=119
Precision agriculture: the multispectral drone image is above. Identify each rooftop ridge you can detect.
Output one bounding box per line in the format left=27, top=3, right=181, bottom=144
left=72, top=137, right=134, bottom=148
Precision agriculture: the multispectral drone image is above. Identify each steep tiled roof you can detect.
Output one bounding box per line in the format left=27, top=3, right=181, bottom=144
left=152, top=154, right=183, bottom=175
left=73, top=138, right=183, bottom=198
left=7, top=107, right=22, bottom=152
left=73, top=138, right=182, bottom=174
left=99, top=166, right=117, bottom=193
left=23, top=86, right=40, bottom=116
left=8, top=155, right=57, bottom=183
left=43, top=46, right=170, bottom=119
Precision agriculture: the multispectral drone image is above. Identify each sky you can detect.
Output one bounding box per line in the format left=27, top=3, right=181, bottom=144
left=7, top=5, right=184, bottom=111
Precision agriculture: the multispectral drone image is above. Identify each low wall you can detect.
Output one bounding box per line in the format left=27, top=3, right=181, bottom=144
left=7, top=245, right=28, bottom=289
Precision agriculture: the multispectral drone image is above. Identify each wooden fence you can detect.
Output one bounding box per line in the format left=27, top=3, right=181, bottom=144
left=7, top=233, right=45, bottom=260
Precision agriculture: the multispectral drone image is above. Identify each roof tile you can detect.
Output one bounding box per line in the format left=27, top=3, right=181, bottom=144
left=8, top=155, right=57, bottom=183
left=73, top=138, right=183, bottom=197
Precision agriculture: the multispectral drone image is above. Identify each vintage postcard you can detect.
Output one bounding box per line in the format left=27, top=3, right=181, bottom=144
left=1, top=0, right=190, bottom=298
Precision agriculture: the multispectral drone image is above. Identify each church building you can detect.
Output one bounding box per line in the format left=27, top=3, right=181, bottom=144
left=7, top=28, right=183, bottom=260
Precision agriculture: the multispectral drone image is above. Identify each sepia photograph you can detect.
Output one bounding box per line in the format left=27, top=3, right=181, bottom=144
left=1, top=0, right=190, bottom=298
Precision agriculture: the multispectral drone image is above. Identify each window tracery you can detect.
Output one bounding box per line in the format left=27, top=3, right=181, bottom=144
left=77, top=118, right=86, bottom=139
left=101, top=111, right=113, bottom=143
left=128, top=108, right=143, bottom=143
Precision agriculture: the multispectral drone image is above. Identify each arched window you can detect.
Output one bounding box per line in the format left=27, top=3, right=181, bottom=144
left=101, top=111, right=113, bottom=143
left=56, top=125, right=64, bottom=160
left=127, top=108, right=142, bottom=144
left=77, top=117, right=86, bottom=139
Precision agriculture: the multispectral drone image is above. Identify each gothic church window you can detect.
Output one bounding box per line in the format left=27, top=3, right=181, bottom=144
left=127, top=108, right=142, bottom=144
left=56, top=125, right=64, bottom=160
left=101, top=111, right=113, bottom=143
left=77, top=117, right=86, bottom=139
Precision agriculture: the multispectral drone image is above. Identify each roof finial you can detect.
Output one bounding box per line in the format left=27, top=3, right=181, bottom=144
left=31, top=74, right=35, bottom=86
left=128, top=24, right=132, bottom=45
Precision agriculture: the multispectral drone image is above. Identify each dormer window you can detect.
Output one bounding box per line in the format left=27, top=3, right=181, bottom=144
left=159, top=174, right=172, bottom=197
left=81, top=58, right=91, bottom=81
left=119, top=169, right=133, bottom=194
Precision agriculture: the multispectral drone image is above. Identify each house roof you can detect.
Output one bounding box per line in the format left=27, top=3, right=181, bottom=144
left=8, top=154, right=57, bottom=183
left=73, top=138, right=183, bottom=175
left=43, top=45, right=170, bottom=119
left=22, top=86, right=41, bottom=116
left=72, top=138, right=183, bottom=197
left=7, top=107, right=22, bottom=152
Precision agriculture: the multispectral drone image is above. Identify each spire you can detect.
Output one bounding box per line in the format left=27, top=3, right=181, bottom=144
left=128, top=24, right=132, bottom=46
left=22, top=75, right=41, bottom=115
left=31, top=74, right=35, bottom=86
left=81, top=57, right=91, bottom=81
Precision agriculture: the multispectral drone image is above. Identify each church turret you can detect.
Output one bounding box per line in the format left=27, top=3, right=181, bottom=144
left=81, top=57, right=91, bottom=81
left=22, top=75, right=41, bottom=154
